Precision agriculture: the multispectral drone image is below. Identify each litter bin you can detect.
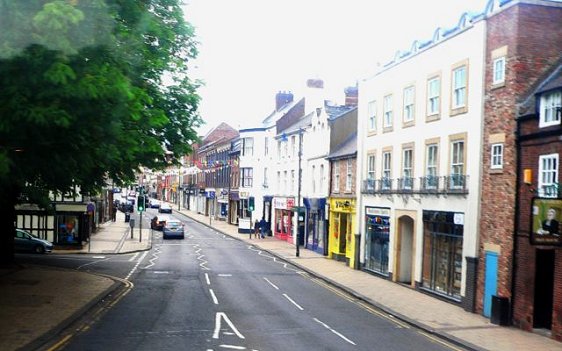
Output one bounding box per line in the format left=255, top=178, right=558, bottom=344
left=125, top=212, right=131, bottom=222
left=491, top=295, right=510, bottom=326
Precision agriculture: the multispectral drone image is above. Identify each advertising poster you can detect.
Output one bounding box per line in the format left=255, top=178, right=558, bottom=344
left=531, top=198, right=562, bottom=246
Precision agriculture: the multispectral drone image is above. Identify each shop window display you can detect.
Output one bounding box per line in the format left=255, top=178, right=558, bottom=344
left=364, top=214, right=390, bottom=275
left=57, top=215, right=80, bottom=244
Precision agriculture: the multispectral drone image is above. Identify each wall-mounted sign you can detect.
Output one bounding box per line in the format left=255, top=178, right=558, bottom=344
left=530, top=197, right=562, bottom=246
left=365, top=207, right=390, bottom=217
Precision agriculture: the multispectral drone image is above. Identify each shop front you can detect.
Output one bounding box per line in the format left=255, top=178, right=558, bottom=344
left=304, top=198, right=327, bottom=255
left=238, top=191, right=252, bottom=233
left=329, top=198, right=356, bottom=267
left=262, top=196, right=273, bottom=236
left=274, top=197, right=294, bottom=242
left=364, top=206, right=390, bottom=275
left=229, top=191, right=239, bottom=225
left=217, top=189, right=229, bottom=221
left=421, top=210, right=464, bottom=301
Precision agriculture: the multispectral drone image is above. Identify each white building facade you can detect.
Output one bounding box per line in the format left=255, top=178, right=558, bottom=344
left=357, top=13, right=486, bottom=309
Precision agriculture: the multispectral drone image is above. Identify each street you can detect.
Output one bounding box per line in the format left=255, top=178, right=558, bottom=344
left=18, top=210, right=459, bottom=351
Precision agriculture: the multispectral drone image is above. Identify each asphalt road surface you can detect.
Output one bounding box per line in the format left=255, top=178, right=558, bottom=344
left=20, top=212, right=461, bottom=351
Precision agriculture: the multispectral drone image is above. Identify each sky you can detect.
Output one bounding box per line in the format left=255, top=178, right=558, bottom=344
left=182, top=0, right=489, bottom=136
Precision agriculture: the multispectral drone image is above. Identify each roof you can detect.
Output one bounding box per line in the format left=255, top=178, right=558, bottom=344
left=517, top=62, right=562, bottom=117
left=326, top=104, right=356, bottom=121
left=261, top=98, right=304, bottom=128
left=278, top=113, right=312, bottom=137
left=326, top=132, right=357, bottom=160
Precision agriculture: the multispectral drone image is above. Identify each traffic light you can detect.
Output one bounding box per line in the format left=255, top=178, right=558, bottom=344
left=248, top=196, right=255, bottom=211
left=137, top=195, right=146, bottom=212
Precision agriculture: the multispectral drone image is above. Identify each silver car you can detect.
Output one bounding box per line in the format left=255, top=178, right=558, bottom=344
left=162, top=219, right=184, bottom=239
left=14, top=229, right=53, bottom=254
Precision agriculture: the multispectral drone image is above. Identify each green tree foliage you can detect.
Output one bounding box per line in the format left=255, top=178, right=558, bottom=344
left=0, top=0, right=202, bottom=263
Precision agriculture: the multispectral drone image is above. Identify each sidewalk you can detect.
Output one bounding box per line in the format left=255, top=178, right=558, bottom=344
left=0, top=210, right=150, bottom=351
left=54, top=210, right=152, bottom=255
left=173, top=206, right=562, bottom=351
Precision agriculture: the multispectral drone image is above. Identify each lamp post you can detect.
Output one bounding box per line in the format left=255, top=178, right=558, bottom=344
left=178, top=164, right=181, bottom=211
left=296, top=128, right=303, bottom=257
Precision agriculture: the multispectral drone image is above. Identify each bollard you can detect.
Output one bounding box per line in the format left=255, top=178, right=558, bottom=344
left=129, top=218, right=135, bottom=238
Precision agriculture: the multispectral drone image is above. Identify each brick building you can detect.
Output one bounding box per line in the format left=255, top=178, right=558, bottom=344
left=477, top=0, right=562, bottom=340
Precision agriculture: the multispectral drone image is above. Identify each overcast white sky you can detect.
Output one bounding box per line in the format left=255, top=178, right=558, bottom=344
left=183, top=0, right=489, bottom=135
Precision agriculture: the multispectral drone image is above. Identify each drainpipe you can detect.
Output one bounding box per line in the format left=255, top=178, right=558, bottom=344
left=511, top=118, right=521, bottom=325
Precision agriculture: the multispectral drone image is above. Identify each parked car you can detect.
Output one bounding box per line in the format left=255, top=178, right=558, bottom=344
left=14, top=229, right=53, bottom=254
left=162, top=219, right=184, bottom=239
left=159, top=202, right=172, bottom=213
left=150, top=215, right=169, bottom=231
left=149, top=199, right=161, bottom=209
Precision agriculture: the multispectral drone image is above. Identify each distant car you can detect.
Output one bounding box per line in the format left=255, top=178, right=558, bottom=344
left=149, top=199, right=161, bottom=209
left=162, top=219, right=184, bottom=239
left=151, top=215, right=169, bottom=231
left=159, top=202, right=172, bottom=213
left=14, top=229, right=53, bottom=254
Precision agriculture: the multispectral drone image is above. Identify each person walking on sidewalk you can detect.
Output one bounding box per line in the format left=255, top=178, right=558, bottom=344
left=259, top=217, right=267, bottom=239
left=112, top=203, right=117, bottom=222
left=252, top=219, right=260, bottom=239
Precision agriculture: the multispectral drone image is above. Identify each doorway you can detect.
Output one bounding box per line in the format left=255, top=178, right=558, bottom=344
left=533, top=249, right=554, bottom=329
left=483, top=251, right=498, bottom=318
left=397, top=216, right=414, bottom=284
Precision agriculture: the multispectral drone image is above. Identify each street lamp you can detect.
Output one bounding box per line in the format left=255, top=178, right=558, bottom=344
left=178, top=164, right=182, bottom=210
left=296, top=128, right=303, bottom=257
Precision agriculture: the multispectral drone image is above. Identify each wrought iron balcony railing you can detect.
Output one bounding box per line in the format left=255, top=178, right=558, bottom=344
left=361, top=175, right=469, bottom=195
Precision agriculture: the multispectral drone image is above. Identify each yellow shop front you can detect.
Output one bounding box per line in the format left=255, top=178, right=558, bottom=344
left=328, top=198, right=356, bottom=268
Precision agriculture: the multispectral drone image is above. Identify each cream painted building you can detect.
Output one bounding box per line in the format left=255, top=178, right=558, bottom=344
left=357, top=11, right=486, bottom=310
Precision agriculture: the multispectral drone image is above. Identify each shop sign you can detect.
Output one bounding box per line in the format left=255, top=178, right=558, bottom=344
left=239, top=191, right=249, bottom=199
left=365, top=207, right=390, bottom=217
left=530, top=197, right=562, bottom=246
left=332, top=199, right=353, bottom=211
left=274, top=197, right=294, bottom=210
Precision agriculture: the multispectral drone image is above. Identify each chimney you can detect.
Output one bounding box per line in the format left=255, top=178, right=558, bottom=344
left=344, top=86, right=358, bottom=106
left=275, top=91, right=293, bottom=111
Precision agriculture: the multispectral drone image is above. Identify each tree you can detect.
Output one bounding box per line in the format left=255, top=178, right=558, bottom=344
left=0, top=0, right=202, bottom=264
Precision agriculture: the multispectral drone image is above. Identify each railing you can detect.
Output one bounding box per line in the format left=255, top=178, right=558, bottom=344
left=362, top=175, right=469, bottom=195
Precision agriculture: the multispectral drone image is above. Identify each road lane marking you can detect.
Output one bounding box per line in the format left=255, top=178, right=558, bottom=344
left=92, top=256, right=106, bottom=259
left=125, top=250, right=149, bottom=280
left=219, top=345, right=246, bottom=350
left=153, top=271, right=169, bottom=274
left=213, top=312, right=245, bottom=340
left=209, top=288, right=219, bottom=304
left=128, top=252, right=139, bottom=261
left=263, top=277, right=279, bottom=290
left=205, top=273, right=211, bottom=285
left=313, top=318, right=356, bottom=345
left=77, top=257, right=110, bottom=270
left=282, top=293, right=304, bottom=311
left=143, top=246, right=161, bottom=269
left=218, top=274, right=232, bottom=277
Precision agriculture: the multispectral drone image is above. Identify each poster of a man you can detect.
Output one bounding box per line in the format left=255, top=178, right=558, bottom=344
left=531, top=198, right=562, bottom=246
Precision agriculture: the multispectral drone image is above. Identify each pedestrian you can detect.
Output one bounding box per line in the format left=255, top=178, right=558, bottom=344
left=112, top=203, right=117, bottom=222
left=253, top=219, right=259, bottom=239
left=259, top=217, right=267, bottom=239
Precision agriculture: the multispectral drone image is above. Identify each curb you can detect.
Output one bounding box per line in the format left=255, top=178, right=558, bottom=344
left=174, top=209, right=482, bottom=351
left=18, top=265, right=128, bottom=351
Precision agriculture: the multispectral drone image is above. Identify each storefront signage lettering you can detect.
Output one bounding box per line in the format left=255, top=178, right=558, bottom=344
left=365, top=207, right=390, bottom=217
left=239, top=191, right=249, bottom=199
left=274, top=197, right=294, bottom=210
left=454, top=213, right=464, bottom=225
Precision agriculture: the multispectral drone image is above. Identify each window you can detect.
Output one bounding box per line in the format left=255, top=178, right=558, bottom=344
left=426, top=144, right=438, bottom=188
left=450, top=141, right=464, bottom=188
left=367, top=154, right=375, bottom=189
left=403, top=86, right=415, bottom=123
left=539, top=154, right=559, bottom=198
left=291, top=136, right=296, bottom=158
left=346, top=159, right=352, bottom=192
left=427, top=77, right=440, bottom=116
left=277, top=171, right=280, bottom=190
left=402, top=148, right=413, bottom=189
left=291, top=170, right=295, bottom=192
left=491, top=143, right=503, bottom=169
left=240, top=168, right=253, bottom=187
left=242, top=138, right=254, bottom=156
left=493, top=57, right=505, bottom=85
left=334, top=162, right=340, bottom=192
left=383, top=95, right=393, bottom=128
left=540, top=91, right=562, bottom=128
left=312, top=165, right=316, bottom=194
left=263, top=167, right=269, bottom=187
left=368, top=100, right=377, bottom=131
left=283, top=171, right=287, bottom=193
left=264, top=137, right=269, bottom=156
left=277, top=141, right=281, bottom=159
left=319, top=165, right=324, bottom=193
left=382, top=152, right=392, bottom=189
left=284, top=140, right=288, bottom=158
left=452, top=66, right=467, bottom=109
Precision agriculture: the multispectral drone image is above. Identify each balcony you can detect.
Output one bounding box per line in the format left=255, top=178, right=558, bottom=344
left=362, top=175, right=469, bottom=195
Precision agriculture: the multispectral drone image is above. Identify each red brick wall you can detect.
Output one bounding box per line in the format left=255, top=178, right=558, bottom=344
left=478, top=2, right=562, bottom=324
left=330, top=158, right=357, bottom=197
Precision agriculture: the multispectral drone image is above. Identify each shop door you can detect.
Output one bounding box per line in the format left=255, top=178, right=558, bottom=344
left=339, top=214, right=347, bottom=253
left=533, top=249, right=554, bottom=329
left=483, top=251, right=498, bottom=318
left=398, top=216, right=414, bottom=284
